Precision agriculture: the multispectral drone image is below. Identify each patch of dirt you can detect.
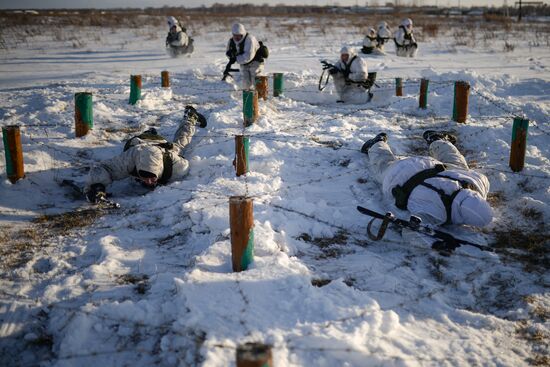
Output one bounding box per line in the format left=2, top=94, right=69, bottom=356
left=486, top=191, right=505, bottom=207
left=492, top=228, right=549, bottom=272
left=117, top=274, right=150, bottom=294
left=297, top=230, right=354, bottom=259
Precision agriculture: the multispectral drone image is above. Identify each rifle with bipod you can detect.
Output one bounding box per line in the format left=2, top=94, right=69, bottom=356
left=357, top=206, right=495, bottom=254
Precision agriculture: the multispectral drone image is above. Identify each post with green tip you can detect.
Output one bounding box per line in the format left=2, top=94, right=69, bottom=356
left=236, top=342, right=273, bottom=367
left=129, top=75, right=142, bottom=105
left=243, top=90, right=258, bottom=127
left=452, top=81, right=470, bottom=123
left=74, top=92, right=93, bottom=137
left=234, top=135, right=249, bottom=177
left=509, top=117, right=529, bottom=172
left=2, top=125, right=25, bottom=184
left=395, top=77, right=403, bottom=96
left=273, top=72, right=284, bottom=97
left=230, top=196, right=254, bottom=272
left=419, top=78, right=429, bottom=109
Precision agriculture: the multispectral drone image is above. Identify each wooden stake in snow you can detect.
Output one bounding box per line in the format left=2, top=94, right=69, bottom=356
left=2, top=125, right=25, bottom=184
left=395, top=77, right=403, bottom=97
left=255, top=76, right=268, bottom=100
left=74, top=92, right=93, bottom=137
left=273, top=73, right=284, bottom=97
left=129, top=75, right=142, bottom=105
left=161, top=71, right=170, bottom=88
left=234, top=135, right=250, bottom=177
left=243, top=90, right=259, bottom=127
left=452, top=81, right=470, bottom=123
left=509, top=117, right=529, bottom=172
left=419, top=78, right=429, bottom=109
left=236, top=343, right=272, bottom=367
left=230, top=196, right=254, bottom=272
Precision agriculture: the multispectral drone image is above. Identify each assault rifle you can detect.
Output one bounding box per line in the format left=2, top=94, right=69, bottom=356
left=357, top=206, right=495, bottom=254
left=222, top=58, right=240, bottom=81
left=60, top=179, right=120, bottom=209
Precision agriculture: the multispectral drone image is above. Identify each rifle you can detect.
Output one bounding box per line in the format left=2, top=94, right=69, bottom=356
left=222, top=58, right=240, bottom=81
left=356, top=206, right=495, bottom=254
left=60, top=179, right=120, bottom=209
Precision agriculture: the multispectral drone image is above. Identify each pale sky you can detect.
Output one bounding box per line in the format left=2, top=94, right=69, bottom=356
left=0, top=0, right=510, bottom=9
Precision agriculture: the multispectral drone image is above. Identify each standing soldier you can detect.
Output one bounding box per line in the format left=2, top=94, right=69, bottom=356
left=394, top=18, right=418, bottom=57
left=225, top=23, right=267, bottom=90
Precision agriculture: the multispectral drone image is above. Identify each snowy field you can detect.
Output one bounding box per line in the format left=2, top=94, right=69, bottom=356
left=0, top=14, right=549, bottom=367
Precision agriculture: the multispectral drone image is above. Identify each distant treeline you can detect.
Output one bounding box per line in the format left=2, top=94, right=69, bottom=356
left=1, top=4, right=548, bottom=28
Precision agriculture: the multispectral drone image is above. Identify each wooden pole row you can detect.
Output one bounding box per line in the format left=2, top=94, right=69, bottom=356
left=396, top=78, right=471, bottom=124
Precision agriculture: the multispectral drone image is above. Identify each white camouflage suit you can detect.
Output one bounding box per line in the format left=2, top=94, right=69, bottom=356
left=332, top=46, right=369, bottom=102
left=394, top=18, right=418, bottom=57
left=166, top=16, right=192, bottom=57
left=376, top=21, right=393, bottom=53
left=361, top=28, right=377, bottom=54
left=84, top=118, right=196, bottom=194
left=367, top=139, right=493, bottom=226
left=227, top=23, right=264, bottom=90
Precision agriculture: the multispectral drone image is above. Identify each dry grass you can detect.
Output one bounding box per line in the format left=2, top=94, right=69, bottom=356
left=1, top=8, right=547, bottom=53
left=492, top=228, right=549, bottom=272
left=0, top=209, right=103, bottom=274
left=297, top=230, right=354, bottom=259
left=486, top=191, right=505, bottom=207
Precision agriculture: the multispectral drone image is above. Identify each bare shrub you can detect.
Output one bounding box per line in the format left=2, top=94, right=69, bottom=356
left=423, top=23, right=439, bottom=37
left=503, top=40, right=515, bottom=52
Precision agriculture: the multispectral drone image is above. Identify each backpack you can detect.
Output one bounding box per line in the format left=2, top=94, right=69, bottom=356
left=229, top=34, right=268, bottom=63
left=257, top=41, right=269, bottom=59
left=123, top=131, right=171, bottom=152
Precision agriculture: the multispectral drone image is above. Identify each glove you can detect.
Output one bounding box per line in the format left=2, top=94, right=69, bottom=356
left=226, top=50, right=236, bottom=60
left=85, top=183, right=106, bottom=204
left=328, top=66, right=339, bottom=75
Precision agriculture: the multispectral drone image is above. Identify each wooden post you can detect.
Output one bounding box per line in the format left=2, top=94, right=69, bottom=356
left=395, top=77, right=403, bottom=96
left=236, top=343, right=272, bottom=367
left=243, top=90, right=258, bottom=127
left=509, top=117, right=529, bottom=172
left=452, top=81, right=470, bottom=123
left=419, top=78, right=429, bottom=109
left=273, top=73, right=283, bottom=97
left=234, top=135, right=249, bottom=177
left=161, top=70, right=170, bottom=88
left=129, top=74, right=142, bottom=105
left=2, top=125, right=25, bottom=184
left=255, top=76, right=268, bottom=100
left=74, top=92, right=93, bottom=137
left=230, top=196, right=254, bottom=272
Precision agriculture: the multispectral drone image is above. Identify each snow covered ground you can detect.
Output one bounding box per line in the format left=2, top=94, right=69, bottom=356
left=0, top=16, right=549, bottom=366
